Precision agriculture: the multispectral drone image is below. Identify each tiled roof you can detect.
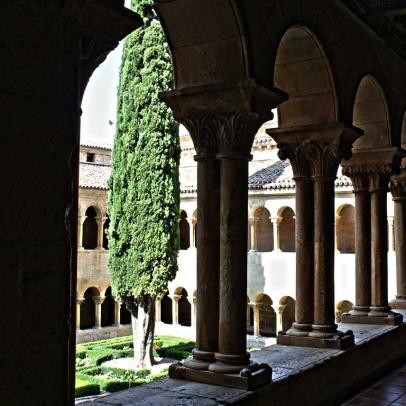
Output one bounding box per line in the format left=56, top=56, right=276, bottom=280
left=80, top=142, right=112, bottom=150
left=79, top=162, right=111, bottom=190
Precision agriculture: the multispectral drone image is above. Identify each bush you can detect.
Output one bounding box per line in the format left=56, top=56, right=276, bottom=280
left=75, top=379, right=100, bottom=398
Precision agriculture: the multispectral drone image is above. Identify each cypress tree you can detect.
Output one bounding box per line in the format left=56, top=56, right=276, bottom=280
left=108, top=0, right=180, bottom=368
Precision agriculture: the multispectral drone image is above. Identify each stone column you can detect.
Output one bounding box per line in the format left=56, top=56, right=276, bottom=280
left=76, top=298, right=85, bottom=330
left=191, top=295, right=197, bottom=327
left=114, top=301, right=121, bottom=326
left=270, top=124, right=360, bottom=349
left=253, top=304, right=261, bottom=336
left=172, top=295, right=180, bottom=325
left=390, top=162, right=406, bottom=308
left=271, top=217, right=281, bottom=252
left=77, top=217, right=84, bottom=250
left=92, top=296, right=105, bottom=328
left=162, top=82, right=285, bottom=385
left=96, top=216, right=107, bottom=250
left=342, top=170, right=371, bottom=318
left=155, top=299, right=162, bottom=322
left=369, top=173, right=391, bottom=317
left=388, top=216, right=395, bottom=252
left=249, top=217, right=258, bottom=251
left=342, top=149, right=403, bottom=325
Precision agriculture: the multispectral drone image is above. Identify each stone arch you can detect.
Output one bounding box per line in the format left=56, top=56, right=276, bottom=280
left=353, top=75, right=391, bottom=149
left=161, top=292, right=173, bottom=325
left=101, top=287, right=115, bottom=327
left=254, top=207, right=273, bottom=252
left=255, top=294, right=277, bottom=337
left=82, top=206, right=98, bottom=250
left=336, top=204, right=355, bottom=254
left=274, top=26, right=338, bottom=128
left=120, top=303, right=131, bottom=325
left=179, top=210, right=190, bottom=250
left=279, top=296, right=296, bottom=333
left=278, top=207, right=295, bottom=252
left=80, top=287, right=99, bottom=329
left=175, top=287, right=191, bottom=326
left=335, top=300, right=353, bottom=323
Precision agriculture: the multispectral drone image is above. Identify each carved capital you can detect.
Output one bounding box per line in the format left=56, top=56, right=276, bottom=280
left=390, top=174, right=406, bottom=201
left=92, top=295, right=106, bottom=305
left=343, top=165, right=392, bottom=192
left=278, top=140, right=344, bottom=178
left=76, top=298, right=86, bottom=306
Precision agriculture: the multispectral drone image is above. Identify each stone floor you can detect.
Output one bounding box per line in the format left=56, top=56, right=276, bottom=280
left=78, top=318, right=406, bottom=406
left=342, top=362, right=406, bottom=405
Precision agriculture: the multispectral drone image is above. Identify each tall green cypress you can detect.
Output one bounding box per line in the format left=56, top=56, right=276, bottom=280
left=108, top=0, right=180, bottom=368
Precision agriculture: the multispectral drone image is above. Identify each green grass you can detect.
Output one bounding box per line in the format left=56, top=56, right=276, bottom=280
left=75, top=335, right=195, bottom=397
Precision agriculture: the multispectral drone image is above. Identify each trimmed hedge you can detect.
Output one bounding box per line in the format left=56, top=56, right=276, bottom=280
left=75, top=379, right=100, bottom=398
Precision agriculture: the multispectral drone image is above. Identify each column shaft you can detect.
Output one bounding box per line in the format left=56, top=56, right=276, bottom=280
left=194, top=159, right=220, bottom=356
left=95, top=302, right=102, bottom=328
left=217, top=158, right=249, bottom=361
left=311, top=178, right=336, bottom=336
left=395, top=200, right=406, bottom=299
left=289, top=178, right=314, bottom=335
left=114, top=302, right=121, bottom=325
left=172, top=297, right=179, bottom=325
left=272, top=218, right=280, bottom=251
left=249, top=219, right=257, bottom=251
left=253, top=305, right=260, bottom=336
left=353, top=191, right=371, bottom=313
left=370, top=190, right=389, bottom=314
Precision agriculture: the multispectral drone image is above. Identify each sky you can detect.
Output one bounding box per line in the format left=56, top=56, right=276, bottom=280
left=80, top=0, right=131, bottom=146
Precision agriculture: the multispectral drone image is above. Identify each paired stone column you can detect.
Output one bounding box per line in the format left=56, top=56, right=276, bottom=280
left=271, top=217, right=281, bottom=252
left=76, top=298, right=85, bottom=330
left=342, top=149, right=403, bottom=325
left=269, top=123, right=360, bottom=349
left=92, top=296, right=106, bottom=328
left=162, top=81, right=286, bottom=387
left=249, top=217, right=258, bottom=251
left=77, top=217, right=84, bottom=250
left=390, top=158, right=406, bottom=309
left=95, top=216, right=107, bottom=250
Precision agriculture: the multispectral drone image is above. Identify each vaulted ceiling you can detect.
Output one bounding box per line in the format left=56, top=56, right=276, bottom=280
left=343, top=0, right=406, bottom=60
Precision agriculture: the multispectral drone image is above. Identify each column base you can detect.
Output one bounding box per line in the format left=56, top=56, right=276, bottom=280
left=277, top=329, right=354, bottom=350
left=182, top=349, right=215, bottom=370
left=391, top=296, right=406, bottom=309
left=169, top=360, right=272, bottom=390
left=285, top=322, right=313, bottom=337
left=341, top=310, right=403, bottom=325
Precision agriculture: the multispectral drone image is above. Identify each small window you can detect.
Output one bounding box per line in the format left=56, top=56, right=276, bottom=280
left=86, top=153, right=95, bottom=163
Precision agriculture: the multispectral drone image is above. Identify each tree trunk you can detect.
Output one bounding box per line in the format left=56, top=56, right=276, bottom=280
left=130, top=295, right=156, bottom=369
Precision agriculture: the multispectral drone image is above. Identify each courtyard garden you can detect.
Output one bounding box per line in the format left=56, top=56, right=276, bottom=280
left=75, top=335, right=195, bottom=398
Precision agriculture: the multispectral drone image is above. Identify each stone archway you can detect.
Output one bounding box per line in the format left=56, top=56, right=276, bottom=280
left=336, top=205, right=355, bottom=254
left=175, top=287, right=191, bottom=327
left=80, top=287, right=99, bottom=329
left=101, top=287, right=115, bottom=327
left=254, top=207, right=273, bottom=252
left=278, top=207, right=295, bottom=252
left=179, top=210, right=190, bottom=250
left=161, top=292, right=173, bottom=324
left=82, top=207, right=99, bottom=250
left=255, top=294, right=277, bottom=337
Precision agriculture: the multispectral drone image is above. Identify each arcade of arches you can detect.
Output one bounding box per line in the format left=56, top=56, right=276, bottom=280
left=3, top=1, right=406, bottom=405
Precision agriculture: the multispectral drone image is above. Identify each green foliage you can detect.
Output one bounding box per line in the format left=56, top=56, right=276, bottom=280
left=75, top=378, right=100, bottom=398
left=75, top=336, right=194, bottom=394
left=108, top=0, right=180, bottom=303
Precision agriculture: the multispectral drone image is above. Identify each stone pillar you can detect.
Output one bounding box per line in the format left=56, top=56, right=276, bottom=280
left=270, top=124, right=360, bottom=349
left=155, top=299, right=162, bottom=322
left=388, top=216, right=395, bottom=252
left=249, top=217, right=258, bottom=251
left=343, top=170, right=371, bottom=318
left=77, top=217, right=84, bottom=250
left=162, top=82, right=285, bottom=386
left=172, top=295, right=180, bottom=325
left=96, top=216, right=107, bottom=250
left=253, top=304, right=261, bottom=336
left=271, top=217, right=281, bottom=252
left=76, top=298, right=85, bottom=330
left=114, top=301, right=121, bottom=326
left=390, top=161, right=406, bottom=308
left=93, top=296, right=106, bottom=328
left=191, top=295, right=197, bottom=327
left=342, top=149, right=403, bottom=325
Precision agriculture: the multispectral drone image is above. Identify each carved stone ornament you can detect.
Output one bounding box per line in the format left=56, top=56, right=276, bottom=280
left=278, top=140, right=346, bottom=178
left=343, top=165, right=392, bottom=193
